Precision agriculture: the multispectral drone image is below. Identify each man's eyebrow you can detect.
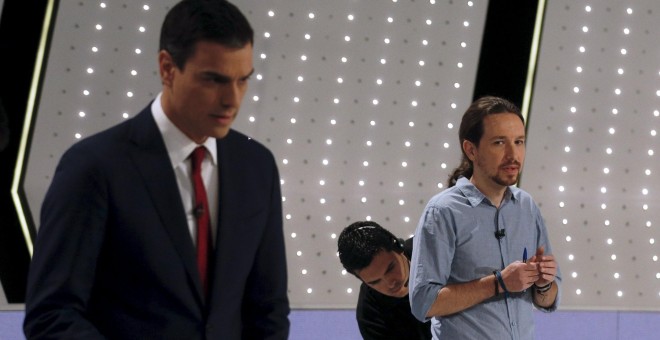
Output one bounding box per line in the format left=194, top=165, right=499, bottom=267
left=243, top=68, right=255, bottom=79
left=366, top=261, right=395, bottom=285
left=366, top=278, right=381, bottom=285
left=200, top=68, right=255, bottom=81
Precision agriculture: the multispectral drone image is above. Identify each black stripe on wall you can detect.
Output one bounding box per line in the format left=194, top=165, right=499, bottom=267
left=473, top=0, right=540, bottom=109
left=0, top=0, right=49, bottom=303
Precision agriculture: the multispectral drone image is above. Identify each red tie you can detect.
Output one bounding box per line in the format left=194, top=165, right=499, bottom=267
left=191, top=146, right=211, bottom=296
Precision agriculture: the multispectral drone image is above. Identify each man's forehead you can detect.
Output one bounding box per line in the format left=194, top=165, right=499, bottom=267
left=482, top=113, right=525, bottom=134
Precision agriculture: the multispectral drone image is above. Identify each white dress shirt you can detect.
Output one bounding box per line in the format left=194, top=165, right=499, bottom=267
left=151, top=92, right=219, bottom=246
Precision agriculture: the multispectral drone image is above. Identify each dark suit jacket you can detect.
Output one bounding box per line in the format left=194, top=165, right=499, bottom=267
left=24, top=106, right=290, bottom=339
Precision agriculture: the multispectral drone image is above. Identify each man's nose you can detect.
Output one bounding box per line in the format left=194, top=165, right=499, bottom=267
left=221, top=84, right=241, bottom=107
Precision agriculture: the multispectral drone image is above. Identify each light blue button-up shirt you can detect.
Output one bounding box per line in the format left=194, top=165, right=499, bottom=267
left=410, top=177, right=561, bottom=339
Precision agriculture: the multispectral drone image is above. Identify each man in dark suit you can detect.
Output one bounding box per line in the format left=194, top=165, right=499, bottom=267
left=23, top=1, right=290, bottom=338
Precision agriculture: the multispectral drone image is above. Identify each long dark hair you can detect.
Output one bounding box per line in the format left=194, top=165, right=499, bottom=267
left=447, top=96, right=523, bottom=187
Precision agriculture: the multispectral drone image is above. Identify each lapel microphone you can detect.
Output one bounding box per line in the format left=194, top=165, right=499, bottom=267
left=194, top=204, right=205, bottom=218
left=494, top=229, right=506, bottom=240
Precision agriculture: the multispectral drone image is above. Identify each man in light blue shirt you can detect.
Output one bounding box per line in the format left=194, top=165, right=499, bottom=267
left=409, top=96, right=560, bottom=339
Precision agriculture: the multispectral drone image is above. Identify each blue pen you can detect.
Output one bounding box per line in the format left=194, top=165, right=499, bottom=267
left=523, top=247, right=527, bottom=263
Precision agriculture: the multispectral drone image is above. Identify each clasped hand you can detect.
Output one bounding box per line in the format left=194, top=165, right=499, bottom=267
left=500, top=246, right=557, bottom=292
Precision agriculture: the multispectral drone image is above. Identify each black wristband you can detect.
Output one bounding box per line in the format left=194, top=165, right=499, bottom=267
left=494, top=270, right=509, bottom=298
left=535, top=282, right=553, bottom=293
left=492, top=272, right=499, bottom=297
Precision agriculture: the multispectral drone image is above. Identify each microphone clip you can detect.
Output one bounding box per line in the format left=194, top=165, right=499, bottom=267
left=194, top=204, right=205, bottom=218
left=494, top=229, right=506, bottom=240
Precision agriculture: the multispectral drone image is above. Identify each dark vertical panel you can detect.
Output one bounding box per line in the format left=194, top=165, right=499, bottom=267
left=473, top=0, right=539, bottom=109
left=0, top=0, right=49, bottom=303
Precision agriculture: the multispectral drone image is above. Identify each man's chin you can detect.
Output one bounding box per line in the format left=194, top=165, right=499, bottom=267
left=494, top=175, right=519, bottom=187
left=211, top=128, right=231, bottom=139
left=389, top=287, right=409, bottom=298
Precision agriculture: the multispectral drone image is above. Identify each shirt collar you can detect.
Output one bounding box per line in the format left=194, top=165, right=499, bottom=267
left=151, top=92, right=218, bottom=167
left=456, top=176, right=519, bottom=207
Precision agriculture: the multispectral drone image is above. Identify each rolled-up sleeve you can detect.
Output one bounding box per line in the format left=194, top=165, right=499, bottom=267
left=409, top=204, right=455, bottom=322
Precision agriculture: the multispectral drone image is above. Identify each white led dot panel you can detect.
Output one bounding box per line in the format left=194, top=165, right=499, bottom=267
left=24, top=0, right=487, bottom=309
left=523, top=0, right=660, bottom=310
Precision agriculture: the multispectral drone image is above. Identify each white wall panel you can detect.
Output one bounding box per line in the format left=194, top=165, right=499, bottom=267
left=524, top=1, right=660, bottom=310
left=24, top=0, right=486, bottom=308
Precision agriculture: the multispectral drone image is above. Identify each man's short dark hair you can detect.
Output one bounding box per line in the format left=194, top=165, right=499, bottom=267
left=337, top=221, right=403, bottom=277
left=159, top=0, right=254, bottom=69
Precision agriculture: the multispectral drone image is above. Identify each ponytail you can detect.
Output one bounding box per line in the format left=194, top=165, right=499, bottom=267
left=447, top=156, right=472, bottom=188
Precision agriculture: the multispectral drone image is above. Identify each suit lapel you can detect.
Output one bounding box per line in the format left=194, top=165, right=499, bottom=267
left=127, top=108, right=205, bottom=302
left=211, top=133, right=240, bottom=286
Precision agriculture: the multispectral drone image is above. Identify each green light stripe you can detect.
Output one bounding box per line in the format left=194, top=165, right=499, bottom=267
left=522, top=0, right=547, bottom=123
left=11, top=0, right=56, bottom=257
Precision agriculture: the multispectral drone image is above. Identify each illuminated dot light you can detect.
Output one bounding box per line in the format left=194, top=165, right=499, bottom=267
left=40, top=0, right=660, bottom=310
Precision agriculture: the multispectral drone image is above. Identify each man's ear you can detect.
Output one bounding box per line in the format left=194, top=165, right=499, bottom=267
left=463, top=139, right=477, bottom=161
left=158, top=50, right=176, bottom=87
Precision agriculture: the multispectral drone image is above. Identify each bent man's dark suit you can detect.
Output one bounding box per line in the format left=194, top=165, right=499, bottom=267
left=24, top=105, right=290, bottom=339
